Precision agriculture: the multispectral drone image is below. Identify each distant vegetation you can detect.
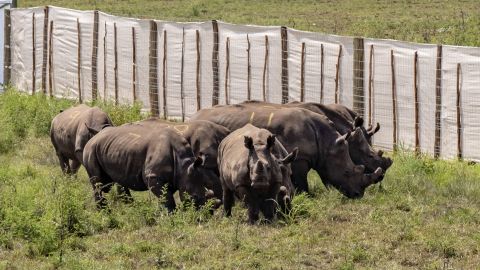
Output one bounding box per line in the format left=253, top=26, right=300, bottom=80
left=20, top=0, right=480, bottom=46
left=0, top=89, right=479, bottom=268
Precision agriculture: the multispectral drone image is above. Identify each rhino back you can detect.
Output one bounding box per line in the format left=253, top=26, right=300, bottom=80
left=84, top=125, right=177, bottom=191
left=50, top=104, right=92, bottom=159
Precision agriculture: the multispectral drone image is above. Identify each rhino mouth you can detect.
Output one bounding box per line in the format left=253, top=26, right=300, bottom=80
left=251, top=181, right=269, bottom=189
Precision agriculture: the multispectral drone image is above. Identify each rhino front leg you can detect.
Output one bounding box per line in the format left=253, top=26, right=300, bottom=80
left=70, top=158, right=81, bottom=175
left=146, top=175, right=176, bottom=212
left=261, top=199, right=275, bottom=223
left=116, top=185, right=134, bottom=204
left=291, top=160, right=310, bottom=193
left=237, top=186, right=259, bottom=224
left=223, top=188, right=235, bottom=217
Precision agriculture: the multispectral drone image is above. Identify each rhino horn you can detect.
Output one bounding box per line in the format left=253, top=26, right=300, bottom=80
left=255, top=160, right=264, bottom=174
left=363, top=167, right=384, bottom=187
left=280, top=147, right=298, bottom=164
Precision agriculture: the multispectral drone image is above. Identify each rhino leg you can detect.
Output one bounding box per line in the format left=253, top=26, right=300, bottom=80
left=260, top=199, right=275, bottom=222
left=223, top=188, right=235, bottom=217
left=56, top=153, right=71, bottom=174
left=116, top=185, right=134, bottom=204
left=90, top=176, right=113, bottom=209
left=291, top=160, right=310, bottom=193
left=147, top=177, right=176, bottom=212
left=70, top=159, right=81, bottom=175
left=237, top=186, right=259, bottom=224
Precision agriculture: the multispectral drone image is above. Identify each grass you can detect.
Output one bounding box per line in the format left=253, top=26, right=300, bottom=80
left=0, top=90, right=480, bottom=269
left=19, top=0, right=480, bottom=47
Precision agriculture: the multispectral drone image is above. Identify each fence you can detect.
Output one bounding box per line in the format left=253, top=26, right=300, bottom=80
left=4, top=6, right=480, bottom=161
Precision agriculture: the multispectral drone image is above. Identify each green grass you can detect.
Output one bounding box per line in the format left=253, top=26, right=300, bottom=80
left=1, top=91, right=480, bottom=269
left=19, top=0, right=480, bottom=46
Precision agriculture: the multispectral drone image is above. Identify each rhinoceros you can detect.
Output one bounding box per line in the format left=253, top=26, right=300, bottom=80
left=218, top=124, right=297, bottom=224
left=82, top=124, right=218, bottom=211
left=238, top=101, right=393, bottom=175
left=285, top=101, right=380, bottom=144
left=50, top=104, right=113, bottom=174
left=190, top=105, right=383, bottom=198
left=241, top=100, right=381, bottom=144
left=131, top=118, right=231, bottom=198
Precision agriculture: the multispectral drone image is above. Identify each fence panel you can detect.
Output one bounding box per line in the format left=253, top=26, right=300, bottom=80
left=6, top=6, right=480, bottom=161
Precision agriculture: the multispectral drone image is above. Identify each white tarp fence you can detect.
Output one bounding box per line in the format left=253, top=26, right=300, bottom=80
left=6, top=6, right=480, bottom=161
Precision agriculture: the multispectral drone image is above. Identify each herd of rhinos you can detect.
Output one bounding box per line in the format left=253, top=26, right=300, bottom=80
left=50, top=100, right=393, bottom=224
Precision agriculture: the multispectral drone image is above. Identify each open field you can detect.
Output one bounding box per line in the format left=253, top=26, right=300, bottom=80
left=19, top=0, right=480, bottom=47
left=0, top=90, right=480, bottom=269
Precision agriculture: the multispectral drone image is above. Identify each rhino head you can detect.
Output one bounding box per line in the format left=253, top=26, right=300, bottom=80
left=180, top=155, right=221, bottom=208
left=322, top=132, right=384, bottom=198
left=347, top=127, right=393, bottom=178
left=244, top=134, right=297, bottom=190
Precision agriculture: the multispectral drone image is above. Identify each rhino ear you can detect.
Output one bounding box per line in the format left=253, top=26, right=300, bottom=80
left=353, top=116, right=364, bottom=128
left=266, top=135, right=276, bottom=149
left=368, top=122, right=381, bottom=136
left=84, top=123, right=101, bottom=135
left=280, top=147, right=298, bottom=164
left=244, top=136, right=254, bottom=150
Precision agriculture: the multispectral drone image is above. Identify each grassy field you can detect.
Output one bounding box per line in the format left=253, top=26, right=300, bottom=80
left=0, top=90, right=480, bottom=269
left=19, top=0, right=480, bottom=47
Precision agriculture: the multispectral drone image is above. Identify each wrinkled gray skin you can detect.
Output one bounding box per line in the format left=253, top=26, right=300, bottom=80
left=190, top=105, right=383, bottom=198
left=50, top=104, right=113, bottom=175
left=131, top=118, right=231, bottom=199
left=82, top=124, right=217, bottom=211
left=218, top=124, right=297, bottom=224
left=285, top=101, right=381, bottom=145
left=237, top=101, right=393, bottom=176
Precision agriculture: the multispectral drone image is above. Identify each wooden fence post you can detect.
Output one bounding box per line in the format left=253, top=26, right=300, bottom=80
left=212, top=20, right=219, bottom=105
left=91, top=11, right=99, bottom=100
left=225, top=37, right=230, bottom=105
left=41, top=6, right=49, bottom=94
left=434, top=45, right=442, bottom=158
left=263, top=35, right=269, bottom=102
left=368, top=45, right=374, bottom=126
left=114, top=22, right=118, bottom=105
left=77, top=18, right=82, bottom=103
left=391, top=50, right=397, bottom=151
left=3, top=9, right=11, bottom=85
left=353, top=37, right=365, bottom=116
left=32, top=13, right=36, bottom=94
left=335, top=44, right=342, bottom=104
left=281, top=26, right=289, bottom=103
left=300, top=42, right=306, bottom=102
left=103, top=22, right=107, bottom=102
left=247, top=34, right=251, bottom=100
left=320, top=43, right=324, bottom=103
left=180, top=28, right=185, bottom=122
left=48, top=21, right=54, bottom=97
left=414, top=51, right=419, bottom=154
left=162, top=29, right=167, bottom=118
left=149, top=20, right=159, bottom=116
left=196, top=30, right=201, bottom=111
left=132, top=27, right=137, bottom=102
left=456, top=63, right=462, bottom=159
